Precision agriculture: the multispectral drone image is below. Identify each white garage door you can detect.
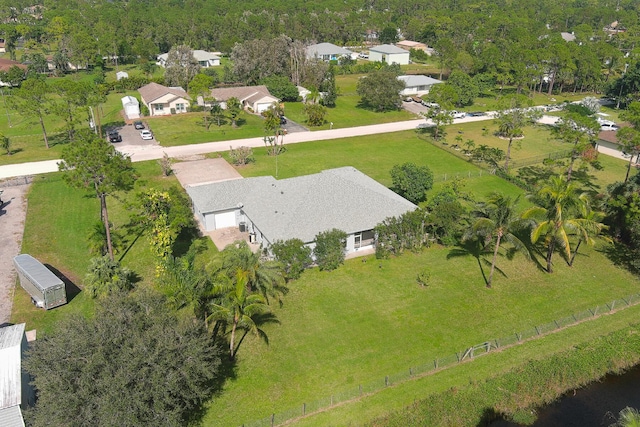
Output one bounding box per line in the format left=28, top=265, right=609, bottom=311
left=214, top=211, right=236, bottom=229
left=256, top=103, right=271, bottom=113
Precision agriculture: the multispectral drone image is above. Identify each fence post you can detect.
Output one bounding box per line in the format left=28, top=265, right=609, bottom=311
left=409, top=367, right=413, bottom=376
left=516, top=332, right=521, bottom=342
left=271, top=413, right=275, bottom=427
left=385, top=376, right=389, bottom=386
left=434, top=358, right=438, bottom=369
left=535, top=326, right=540, bottom=335
left=554, top=320, right=560, bottom=329
left=331, top=395, right=333, bottom=406
left=303, top=403, right=306, bottom=416
left=359, top=384, right=362, bottom=396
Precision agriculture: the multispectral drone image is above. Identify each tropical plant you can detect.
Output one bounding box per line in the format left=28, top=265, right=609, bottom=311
left=521, top=175, right=591, bottom=272
left=226, top=97, right=242, bottom=127
left=221, top=241, right=286, bottom=304
left=390, top=162, right=434, bottom=204
left=551, top=112, right=599, bottom=181
left=207, top=270, right=278, bottom=359
left=85, top=256, right=135, bottom=298
left=465, top=193, right=527, bottom=287
left=611, top=407, right=640, bottom=427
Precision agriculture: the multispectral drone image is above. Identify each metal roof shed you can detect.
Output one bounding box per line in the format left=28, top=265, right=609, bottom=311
left=13, top=254, right=66, bottom=310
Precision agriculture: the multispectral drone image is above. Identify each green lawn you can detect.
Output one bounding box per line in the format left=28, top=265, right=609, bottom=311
left=206, top=243, right=640, bottom=426
left=10, top=160, right=204, bottom=334
left=9, top=91, right=638, bottom=427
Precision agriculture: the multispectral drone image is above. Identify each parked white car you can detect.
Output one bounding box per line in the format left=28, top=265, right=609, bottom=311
left=140, top=130, right=154, bottom=140
left=451, top=111, right=466, bottom=119
left=600, top=123, right=619, bottom=131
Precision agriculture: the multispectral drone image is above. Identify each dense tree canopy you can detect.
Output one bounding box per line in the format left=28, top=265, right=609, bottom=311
left=24, top=290, right=222, bottom=427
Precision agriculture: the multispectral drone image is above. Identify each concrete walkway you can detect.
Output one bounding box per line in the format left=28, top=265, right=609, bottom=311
left=0, top=113, right=629, bottom=178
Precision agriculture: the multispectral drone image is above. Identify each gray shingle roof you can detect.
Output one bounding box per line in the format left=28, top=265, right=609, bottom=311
left=370, top=44, right=409, bottom=54
left=397, top=75, right=443, bottom=87
left=188, top=167, right=416, bottom=243
left=306, top=43, right=352, bottom=57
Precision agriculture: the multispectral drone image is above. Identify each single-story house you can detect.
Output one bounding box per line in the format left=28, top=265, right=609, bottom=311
left=397, top=75, right=443, bottom=97
left=121, top=96, right=140, bottom=119
left=297, top=86, right=311, bottom=102
left=157, top=50, right=220, bottom=68
left=204, top=85, right=279, bottom=114
left=186, top=167, right=417, bottom=256
left=369, top=44, right=410, bottom=65
left=116, top=71, right=129, bottom=81
left=138, top=82, right=191, bottom=117
left=306, top=43, right=353, bottom=61
left=561, top=32, right=576, bottom=42
left=0, top=59, right=27, bottom=86
left=396, top=40, right=428, bottom=52
left=0, top=323, right=35, bottom=427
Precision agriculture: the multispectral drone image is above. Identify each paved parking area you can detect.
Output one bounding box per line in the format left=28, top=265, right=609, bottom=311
left=402, top=100, right=429, bottom=116
left=107, top=121, right=158, bottom=147
left=172, top=157, right=243, bottom=188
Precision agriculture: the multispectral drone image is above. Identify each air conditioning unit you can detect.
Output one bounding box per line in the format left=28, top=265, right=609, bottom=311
left=239, top=222, right=247, bottom=232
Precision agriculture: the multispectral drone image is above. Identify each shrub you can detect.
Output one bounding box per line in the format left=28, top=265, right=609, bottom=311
left=313, top=229, right=347, bottom=271
left=271, top=238, right=312, bottom=280
left=229, top=146, right=254, bottom=165
left=390, top=163, right=434, bottom=204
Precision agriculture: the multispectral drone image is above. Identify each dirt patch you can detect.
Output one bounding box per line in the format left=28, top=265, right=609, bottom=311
left=172, top=157, right=242, bottom=188
left=0, top=183, right=31, bottom=325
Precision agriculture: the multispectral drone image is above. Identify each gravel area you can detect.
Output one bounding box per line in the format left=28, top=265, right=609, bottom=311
left=0, top=182, right=31, bottom=325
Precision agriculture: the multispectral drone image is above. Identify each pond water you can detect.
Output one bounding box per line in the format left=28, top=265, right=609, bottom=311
left=489, top=364, right=640, bottom=427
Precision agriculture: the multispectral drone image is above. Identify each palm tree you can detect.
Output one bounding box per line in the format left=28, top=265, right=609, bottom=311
left=465, top=193, right=527, bottom=287
left=221, top=241, right=286, bottom=304
left=207, top=270, right=276, bottom=359
left=568, top=199, right=608, bottom=267
left=522, top=175, right=589, bottom=273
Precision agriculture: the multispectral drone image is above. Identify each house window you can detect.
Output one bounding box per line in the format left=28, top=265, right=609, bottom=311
left=154, top=104, right=164, bottom=112
left=175, top=103, right=185, bottom=112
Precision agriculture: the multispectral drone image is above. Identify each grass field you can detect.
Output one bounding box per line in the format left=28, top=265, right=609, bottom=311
left=9, top=95, right=637, bottom=426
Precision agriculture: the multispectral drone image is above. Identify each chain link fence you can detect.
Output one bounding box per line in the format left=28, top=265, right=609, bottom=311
left=241, top=292, right=640, bottom=427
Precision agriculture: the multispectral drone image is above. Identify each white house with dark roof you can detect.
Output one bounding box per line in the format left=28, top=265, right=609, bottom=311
left=204, top=85, right=279, bottom=114
left=157, top=50, right=220, bottom=68
left=369, top=44, right=410, bottom=65
left=0, top=324, right=34, bottom=427
left=397, top=75, right=443, bottom=97
left=138, top=82, right=191, bottom=116
left=306, top=43, right=353, bottom=61
left=186, top=167, right=417, bottom=255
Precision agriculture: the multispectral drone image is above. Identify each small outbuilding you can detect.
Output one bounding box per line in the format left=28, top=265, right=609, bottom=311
left=369, top=44, right=410, bottom=65
left=121, top=95, right=140, bottom=119
left=13, top=254, right=66, bottom=310
left=0, top=323, right=35, bottom=427
left=116, top=71, right=129, bottom=81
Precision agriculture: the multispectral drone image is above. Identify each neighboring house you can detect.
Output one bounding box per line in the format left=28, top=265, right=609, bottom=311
left=186, top=167, right=417, bottom=256
left=0, top=39, right=5, bottom=53
left=369, top=44, right=410, bottom=65
left=121, top=96, right=140, bottom=119
left=397, top=75, right=443, bottom=97
left=0, top=59, right=27, bottom=86
left=205, top=85, right=279, bottom=114
left=0, top=323, right=35, bottom=427
left=306, top=43, right=352, bottom=61
left=396, top=40, right=428, bottom=52
left=604, top=21, right=626, bottom=36
left=297, top=86, right=311, bottom=102
left=560, top=32, right=576, bottom=42
left=157, top=50, right=220, bottom=68
left=116, top=71, right=129, bottom=81
left=138, top=82, right=191, bottom=117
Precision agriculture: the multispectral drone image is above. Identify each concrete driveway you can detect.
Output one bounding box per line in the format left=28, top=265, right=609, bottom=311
left=107, top=121, right=158, bottom=147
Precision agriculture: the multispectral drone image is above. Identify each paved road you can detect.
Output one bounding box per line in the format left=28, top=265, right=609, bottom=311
left=0, top=114, right=628, bottom=179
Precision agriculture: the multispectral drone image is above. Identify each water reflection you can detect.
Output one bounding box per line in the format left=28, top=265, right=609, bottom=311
left=489, top=365, right=640, bottom=426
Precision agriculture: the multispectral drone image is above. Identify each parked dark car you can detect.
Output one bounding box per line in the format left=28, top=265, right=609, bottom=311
left=467, top=111, right=487, bottom=117
left=107, top=130, right=122, bottom=143
left=280, top=116, right=287, bottom=125
left=133, top=121, right=145, bottom=130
